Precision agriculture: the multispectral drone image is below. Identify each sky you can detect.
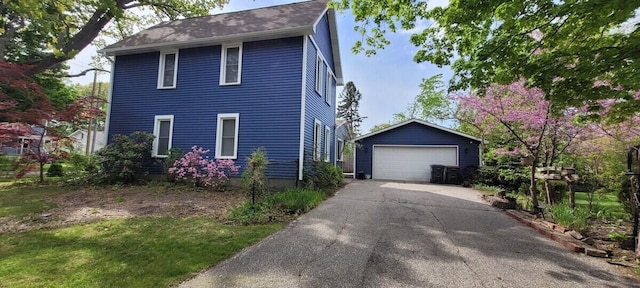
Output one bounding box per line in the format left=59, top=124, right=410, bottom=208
left=67, top=0, right=451, bottom=133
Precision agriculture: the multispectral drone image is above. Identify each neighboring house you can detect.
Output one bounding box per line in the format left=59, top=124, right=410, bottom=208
left=335, top=119, right=353, bottom=173
left=353, top=119, right=482, bottom=183
left=68, top=130, right=106, bottom=154
left=99, top=0, right=342, bottom=184
left=0, top=124, right=54, bottom=156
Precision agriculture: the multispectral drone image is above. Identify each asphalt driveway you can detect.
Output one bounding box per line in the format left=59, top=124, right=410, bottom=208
left=180, top=181, right=639, bottom=288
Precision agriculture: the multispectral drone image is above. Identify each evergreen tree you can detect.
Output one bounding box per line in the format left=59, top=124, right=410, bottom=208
left=337, top=81, right=366, bottom=139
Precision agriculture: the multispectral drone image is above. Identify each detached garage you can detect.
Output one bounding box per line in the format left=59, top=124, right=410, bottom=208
left=353, top=119, right=481, bottom=182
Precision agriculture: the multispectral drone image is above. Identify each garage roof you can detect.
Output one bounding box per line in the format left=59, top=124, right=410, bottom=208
left=354, top=119, right=482, bottom=142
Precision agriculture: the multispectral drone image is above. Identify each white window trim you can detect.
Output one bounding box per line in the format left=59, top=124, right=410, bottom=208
left=216, top=113, right=240, bottom=159
left=315, top=55, right=323, bottom=95
left=324, top=126, right=330, bottom=162
left=313, top=119, right=322, bottom=161
left=219, top=43, right=243, bottom=86
left=337, top=138, right=344, bottom=161
left=325, top=70, right=332, bottom=105
left=157, top=50, right=178, bottom=89
left=152, top=115, right=174, bottom=158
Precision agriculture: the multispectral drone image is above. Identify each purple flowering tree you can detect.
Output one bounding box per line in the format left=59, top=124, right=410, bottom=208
left=456, top=80, right=584, bottom=207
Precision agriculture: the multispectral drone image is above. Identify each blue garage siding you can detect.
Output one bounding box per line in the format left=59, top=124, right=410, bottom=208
left=303, top=36, right=336, bottom=168
left=109, top=37, right=304, bottom=179
left=355, top=122, right=481, bottom=178
left=313, top=12, right=334, bottom=73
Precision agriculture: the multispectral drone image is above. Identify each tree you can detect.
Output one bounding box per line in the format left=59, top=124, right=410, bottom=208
left=333, top=0, right=640, bottom=119
left=393, top=74, right=451, bottom=125
left=1, top=0, right=228, bottom=77
left=369, top=123, right=392, bottom=133
left=337, top=81, right=366, bottom=139
left=456, top=80, right=584, bottom=207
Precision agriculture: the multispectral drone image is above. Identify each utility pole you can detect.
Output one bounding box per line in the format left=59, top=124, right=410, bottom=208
left=85, top=70, right=98, bottom=155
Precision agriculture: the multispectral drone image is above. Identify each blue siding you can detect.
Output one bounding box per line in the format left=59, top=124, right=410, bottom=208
left=303, top=37, right=336, bottom=167
left=355, top=122, right=481, bottom=179
left=313, top=12, right=334, bottom=73
left=109, top=37, right=304, bottom=179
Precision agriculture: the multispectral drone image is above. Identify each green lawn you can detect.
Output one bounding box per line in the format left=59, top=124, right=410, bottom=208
left=0, top=217, right=282, bottom=287
left=573, top=191, right=629, bottom=219
left=0, top=181, right=66, bottom=217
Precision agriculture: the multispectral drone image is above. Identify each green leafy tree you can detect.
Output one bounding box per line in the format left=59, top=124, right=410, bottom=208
left=393, top=74, right=451, bottom=125
left=337, top=81, right=366, bottom=139
left=369, top=123, right=392, bottom=133
left=332, top=0, right=640, bottom=119
left=1, top=0, right=229, bottom=76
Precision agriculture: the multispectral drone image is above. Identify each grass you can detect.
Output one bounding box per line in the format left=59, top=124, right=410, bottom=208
left=573, top=192, right=629, bottom=220
left=230, top=188, right=326, bottom=224
left=0, top=181, right=66, bottom=217
left=472, top=184, right=502, bottom=195
left=0, top=217, right=283, bottom=287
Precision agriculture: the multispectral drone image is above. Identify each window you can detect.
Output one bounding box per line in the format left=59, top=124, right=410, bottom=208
left=315, top=55, right=323, bottom=94
left=216, top=113, right=239, bottom=159
left=337, top=138, right=344, bottom=161
left=158, top=51, right=178, bottom=89
left=313, top=120, right=322, bottom=160
left=220, top=43, right=243, bottom=85
left=324, top=126, right=330, bottom=162
left=325, top=70, right=332, bottom=105
left=153, top=115, right=174, bottom=157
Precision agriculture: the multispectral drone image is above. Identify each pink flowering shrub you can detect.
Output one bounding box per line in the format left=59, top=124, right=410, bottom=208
left=168, top=146, right=240, bottom=189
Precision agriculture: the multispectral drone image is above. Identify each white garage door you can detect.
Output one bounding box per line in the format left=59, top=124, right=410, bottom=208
left=373, top=146, right=458, bottom=182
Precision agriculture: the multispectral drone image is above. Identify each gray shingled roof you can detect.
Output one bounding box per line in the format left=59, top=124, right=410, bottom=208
left=101, top=0, right=328, bottom=54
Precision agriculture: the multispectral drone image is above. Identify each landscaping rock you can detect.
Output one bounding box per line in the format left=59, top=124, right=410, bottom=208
left=566, top=231, right=584, bottom=240
left=486, top=195, right=516, bottom=210
left=585, top=248, right=609, bottom=258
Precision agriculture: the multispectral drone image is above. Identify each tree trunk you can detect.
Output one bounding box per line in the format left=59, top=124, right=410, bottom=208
left=529, top=164, right=539, bottom=208
left=544, top=179, right=552, bottom=205
left=568, top=182, right=575, bottom=209
left=39, top=162, right=44, bottom=183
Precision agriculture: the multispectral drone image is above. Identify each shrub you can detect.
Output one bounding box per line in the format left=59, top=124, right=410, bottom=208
left=163, top=147, right=183, bottom=180
left=46, top=162, right=64, bottom=177
left=476, top=166, right=500, bottom=186
left=304, top=160, right=343, bottom=191
left=168, top=146, right=240, bottom=190
left=536, top=180, right=568, bottom=204
left=94, top=132, right=154, bottom=184
left=549, top=203, right=589, bottom=233
left=229, top=201, right=271, bottom=225
left=241, top=148, right=269, bottom=198
left=264, top=188, right=325, bottom=214
left=63, top=153, right=99, bottom=184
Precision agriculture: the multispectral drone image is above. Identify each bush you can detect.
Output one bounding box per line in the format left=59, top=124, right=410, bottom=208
left=229, top=188, right=326, bottom=224
left=168, top=146, right=239, bottom=190
left=94, top=132, right=154, bottom=184
left=304, top=160, right=343, bottom=191
left=163, top=147, right=183, bottom=180
left=264, top=188, right=325, bottom=214
left=241, top=148, right=269, bottom=198
left=536, top=180, right=568, bottom=204
left=229, top=201, right=271, bottom=225
left=475, top=165, right=529, bottom=193
left=63, top=153, right=99, bottom=184
left=549, top=203, right=590, bottom=233
left=46, top=162, right=64, bottom=177
left=476, top=166, right=500, bottom=186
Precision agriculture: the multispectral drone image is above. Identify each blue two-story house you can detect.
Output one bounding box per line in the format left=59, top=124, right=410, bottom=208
left=100, top=0, right=342, bottom=184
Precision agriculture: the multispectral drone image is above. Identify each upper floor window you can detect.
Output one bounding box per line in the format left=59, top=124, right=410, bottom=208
left=153, top=115, right=174, bottom=157
left=315, top=55, right=323, bottom=95
left=158, top=51, right=178, bottom=89
left=216, top=113, right=240, bottom=159
left=220, top=43, right=243, bottom=85
left=325, top=70, right=332, bottom=105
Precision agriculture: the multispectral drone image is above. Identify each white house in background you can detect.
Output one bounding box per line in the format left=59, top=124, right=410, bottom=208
left=69, top=130, right=106, bottom=153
